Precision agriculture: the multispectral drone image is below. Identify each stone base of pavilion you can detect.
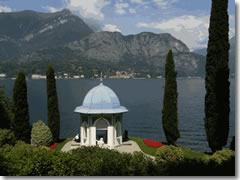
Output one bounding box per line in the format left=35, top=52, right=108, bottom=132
left=61, top=140, right=155, bottom=160
left=62, top=139, right=140, bottom=154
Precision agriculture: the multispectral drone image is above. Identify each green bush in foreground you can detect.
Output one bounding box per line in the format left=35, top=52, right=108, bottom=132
left=31, top=120, right=53, bottom=147
left=155, top=145, right=184, bottom=175
left=204, top=149, right=235, bottom=166
left=156, top=145, right=184, bottom=164
left=0, top=129, right=16, bottom=146
left=0, top=143, right=235, bottom=176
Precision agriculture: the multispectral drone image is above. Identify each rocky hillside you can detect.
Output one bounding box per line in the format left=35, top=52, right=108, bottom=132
left=193, top=36, right=235, bottom=73
left=0, top=9, right=93, bottom=60
left=0, top=10, right=205, bottom=77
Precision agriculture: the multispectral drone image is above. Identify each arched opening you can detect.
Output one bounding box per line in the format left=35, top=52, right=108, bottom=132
left=116, top=122, right=121, bottom=137
left=95, top=118, right=109, bottom=144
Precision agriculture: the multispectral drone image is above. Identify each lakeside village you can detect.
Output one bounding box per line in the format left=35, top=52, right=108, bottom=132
left=0, top=71, right=206, bottom=80
left=0, top=71, right=161, bottom=79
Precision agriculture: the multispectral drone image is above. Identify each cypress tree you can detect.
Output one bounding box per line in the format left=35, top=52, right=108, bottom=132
left=162, top=50, right=180, bottom=144
left=46, top=65, right=60, bottom=142
left=12, top=71, right=31, bottom=143
left=205, top=0, right=230, bottom=152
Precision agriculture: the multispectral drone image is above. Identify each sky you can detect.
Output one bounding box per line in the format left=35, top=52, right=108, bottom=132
left=0, top=0, right=236, bottom=50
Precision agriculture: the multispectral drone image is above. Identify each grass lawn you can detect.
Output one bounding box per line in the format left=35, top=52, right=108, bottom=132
left=129, top=137, right=159, bottom=156
left=130, top=137, right=207, bottom=160
left=53, top=137, right=73, bottom=152
left=179, top=146, right=207, bottom=160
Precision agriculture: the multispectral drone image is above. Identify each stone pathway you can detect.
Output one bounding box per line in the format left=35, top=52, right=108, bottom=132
left=61, top=140, right=155, bottom=159
left=114, top=140, right=141, bottom=153
left=61, top=141, right=76, bottom=152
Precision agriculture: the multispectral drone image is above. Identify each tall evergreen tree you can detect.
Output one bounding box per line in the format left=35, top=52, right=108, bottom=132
left=205, top=0, right=230, bottom=152
left=162, top=50, right=180, bottom=144
left=46, top=65, right=60, bottom=142
left=12, top=71, right=31, bottom=143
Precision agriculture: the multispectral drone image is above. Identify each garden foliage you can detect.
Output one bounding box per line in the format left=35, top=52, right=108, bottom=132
left=0, top=142, right=235, bottom=176
left=31, top=120, right=53, bottom=147
left=0, top=129, right=16, bottom=146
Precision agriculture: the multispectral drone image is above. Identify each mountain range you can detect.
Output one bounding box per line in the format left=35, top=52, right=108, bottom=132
left=193, top=36, right=235, bottom=73
left=0, top=9, right=234, bottom=78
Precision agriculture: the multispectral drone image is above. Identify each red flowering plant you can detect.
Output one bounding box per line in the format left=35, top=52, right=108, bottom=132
left=48, top=142, right=58, bottom=149
left=143, top=139, right=164, bottom=147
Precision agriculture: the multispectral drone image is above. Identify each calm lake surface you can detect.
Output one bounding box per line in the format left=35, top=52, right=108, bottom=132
left=0, top=78, right=235, bottom=152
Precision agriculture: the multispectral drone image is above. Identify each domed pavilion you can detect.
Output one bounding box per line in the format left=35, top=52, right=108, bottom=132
left=74, top=78, right=128, bottom=149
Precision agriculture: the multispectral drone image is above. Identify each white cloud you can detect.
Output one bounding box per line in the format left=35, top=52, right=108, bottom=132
left=0, top=6, right=12, bottom=12
left=229, top=15, right=235, bottom=38
left=152, top=0, right=177, bottom=9
left=137, top=15, right=210, bottom=49
left=103, top=24, right=121, bottom=32
left=115, top=2, right=129, bottom=15
left=42, top=6, right=62, bottom=13
left=129, top=8, right=136, bottom=14
left=130, top=0, right=144, bottom=5
left=64, top=0, right=110, bottom=20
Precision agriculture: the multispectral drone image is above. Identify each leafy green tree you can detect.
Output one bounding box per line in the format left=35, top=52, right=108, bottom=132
left=46, top=65, right=60, bottom=142
left=204, top=0, right=230, bottom=152
left=0, top=102, right=10, bottom=129
left=162, top=50, right=180, bottom=144
left=31, top=120, right=53, bottom=147
left=0, top=87, right=12, bottom=129
left=0, top=129, right=16, bottom=146
left=12, top=71, right=31, bottom=143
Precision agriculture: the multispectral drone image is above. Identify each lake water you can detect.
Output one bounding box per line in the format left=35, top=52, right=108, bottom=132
left=0, top=78, right=235, bottom=152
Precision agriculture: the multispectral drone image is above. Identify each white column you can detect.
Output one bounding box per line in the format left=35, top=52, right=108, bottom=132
left=90, top=126, right=96, bottom=146
left=108, top=126, right=114, bottom=149
left=113, top=115, right=116, bottom=146
left=80, top=126, right=84, bottom=144
left=87, top=127, right=90, bottom=145
left=119, top=136, right=122, bottom=144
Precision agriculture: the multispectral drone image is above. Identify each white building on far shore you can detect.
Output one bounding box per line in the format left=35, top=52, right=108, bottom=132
left=0, top=73, right=6, bottom=78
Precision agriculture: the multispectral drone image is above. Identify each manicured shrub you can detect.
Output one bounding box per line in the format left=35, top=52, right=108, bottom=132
left=0, top=129, right=16, bottom=146
left=70, top=146, right=126, bottom=175
left=0, top=142, right=235, bottom=176
left=155, top=145, right=184, bottom=175
left=31, top=120, right=53, bottom=147
left=207, top=149, right=235, bottom=165
left=1, top=141, right=56, bottom=176
left=156, top=145, right=184, bottom=164
left=126, top=152, right=156, bottom=176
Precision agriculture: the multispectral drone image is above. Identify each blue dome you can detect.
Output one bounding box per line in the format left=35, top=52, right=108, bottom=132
left=74, top=83, right=128, bottom=114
